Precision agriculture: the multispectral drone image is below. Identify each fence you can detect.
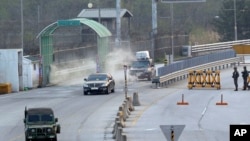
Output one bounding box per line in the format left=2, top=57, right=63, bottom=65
left=158, top=50, right=236, bottom=77
left=152, top=57, right=241, bottom=87
left=191, top=39, right=250, bottom=56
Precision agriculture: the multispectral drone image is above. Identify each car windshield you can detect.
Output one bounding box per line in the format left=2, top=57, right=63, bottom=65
left=131, top=61, right=149, bottom=68
left=28, top=114, right=53, bottom=122
left=88, top=74, right=108, bottom=81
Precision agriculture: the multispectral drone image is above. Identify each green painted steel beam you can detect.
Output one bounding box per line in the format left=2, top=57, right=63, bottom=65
left=36, top=18, right=112, bottom=86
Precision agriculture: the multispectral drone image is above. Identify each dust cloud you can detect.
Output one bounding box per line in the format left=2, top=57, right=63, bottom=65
left=50, top=58, right=96, bottom=86
left=49, top=48, right=136, bottom=86
left=105, top=48, right=135, bottom=82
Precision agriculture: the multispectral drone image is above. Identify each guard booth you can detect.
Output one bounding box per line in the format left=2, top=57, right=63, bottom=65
left=182, top=45, right=192, bottom=57
left=37, top=18, right=112, bottom=87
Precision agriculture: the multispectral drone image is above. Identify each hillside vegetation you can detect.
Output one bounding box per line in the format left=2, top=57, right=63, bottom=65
left=0, top=0, right=224, bottom=55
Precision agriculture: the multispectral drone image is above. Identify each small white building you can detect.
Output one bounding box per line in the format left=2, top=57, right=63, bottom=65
left=23, top=56, right=40, bottom=89
left=0, top=49, right=23, bottom=92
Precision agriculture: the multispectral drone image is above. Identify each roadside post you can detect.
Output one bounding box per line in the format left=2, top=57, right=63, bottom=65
left=124, top=65, right=128, bottom=98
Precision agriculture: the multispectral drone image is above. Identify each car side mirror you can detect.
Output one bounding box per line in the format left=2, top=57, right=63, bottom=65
left=56, top=124, right=61, bottom=133
left=55, top=118, right=58, bottom=122
left=84, top=78, right=87, bottom=81
left=23, top=119, right=26, bottom=123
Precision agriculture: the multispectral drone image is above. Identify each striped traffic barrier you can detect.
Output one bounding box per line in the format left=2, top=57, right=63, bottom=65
left=188, top=70, right=221, bottom=89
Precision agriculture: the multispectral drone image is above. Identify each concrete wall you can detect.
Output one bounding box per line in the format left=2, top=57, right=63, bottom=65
left=23, top=58, right=39, bottom=88
left=0, top=49, right=23, bottom=92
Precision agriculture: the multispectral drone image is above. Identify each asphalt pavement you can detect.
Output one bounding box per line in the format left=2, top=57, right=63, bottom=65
left=1, top=59, right=250, bottom=141
left=123, top=63, right=250, bottom=141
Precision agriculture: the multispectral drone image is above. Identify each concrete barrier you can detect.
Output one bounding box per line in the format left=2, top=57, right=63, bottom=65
left=112, top=121, right=127, bottom=141
left=112, top=94, right=138, bottom=141
left=122, top=103, right=129, bottom=120
left=112, top=121, right=121, bottom=139
left=127, top=96, right=135, bottom=111
left=119, top=106, right=127, bottom=121
left=133, top=92, right=141, bottom=106
left=124, top=100, right=131, bottom=115
left=117, top=111, right=125, bottom=128
left=121, top=133, right=127, bottom=141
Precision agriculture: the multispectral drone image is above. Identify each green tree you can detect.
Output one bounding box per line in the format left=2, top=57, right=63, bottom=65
left=213, top=0, right=250, bottom=41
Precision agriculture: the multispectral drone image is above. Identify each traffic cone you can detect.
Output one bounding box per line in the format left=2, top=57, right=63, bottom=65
left=216, top=94, right=228, bottom=105
left=177, top=94, right=189, bottom=105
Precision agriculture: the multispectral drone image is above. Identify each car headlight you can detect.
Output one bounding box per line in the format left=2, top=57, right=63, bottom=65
left=47, top=128, right=52, bottom=133
left=101, top=83, right=108, bottom=87
left=30, top=128, right=36, bottom=133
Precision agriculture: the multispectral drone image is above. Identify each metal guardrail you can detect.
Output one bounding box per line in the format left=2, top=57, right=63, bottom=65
left=191, top=39, right=250, bottom=53
left=158, top=50, right=236, bottom=76
left=152, top=57, right=242, bottom=86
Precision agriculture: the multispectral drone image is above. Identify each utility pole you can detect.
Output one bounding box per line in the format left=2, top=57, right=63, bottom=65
left=161, top=0, right=205, bottom=62
left=98, top=0, right=101, bottom=23
left=170, top=3, right=174, bottom=62
left=152, top=0, right=158, bottom=61
left=21, top=0, right=24, bottom=50
left=233, top=0, right=237, bottom=41
left=116, top=0, right=121, bottom=48
left=123, top=65, right=128, bottom=98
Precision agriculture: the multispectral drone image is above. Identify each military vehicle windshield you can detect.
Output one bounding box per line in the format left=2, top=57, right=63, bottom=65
left=28, top=114, right=54, bottom=123
left=131, top=61, right=149, bottom=68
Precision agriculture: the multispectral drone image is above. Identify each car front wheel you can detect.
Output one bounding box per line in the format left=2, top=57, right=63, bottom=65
left=84, top=91, right=88, bottom=95
left=111, top=87, right=115, bottom=93
left=105, top=87, right=110, bottom=94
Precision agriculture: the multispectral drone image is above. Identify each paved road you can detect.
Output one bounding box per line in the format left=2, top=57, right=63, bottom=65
left=125, top=64, right=250, bottom=141
left=1, top=64, right=250, bottom=141
left=0, top=70, right=152, bottom=141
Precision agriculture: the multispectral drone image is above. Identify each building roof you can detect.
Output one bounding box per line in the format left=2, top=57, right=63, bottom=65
left=77, top=8, right=133, bottom=19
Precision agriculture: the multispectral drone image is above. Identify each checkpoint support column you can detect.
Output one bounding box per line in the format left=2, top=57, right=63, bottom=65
left=124, top=65, right=128, bottom=98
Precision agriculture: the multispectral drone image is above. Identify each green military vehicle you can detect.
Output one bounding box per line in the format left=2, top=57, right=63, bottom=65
left=24, top=107, right=61, bottom=141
